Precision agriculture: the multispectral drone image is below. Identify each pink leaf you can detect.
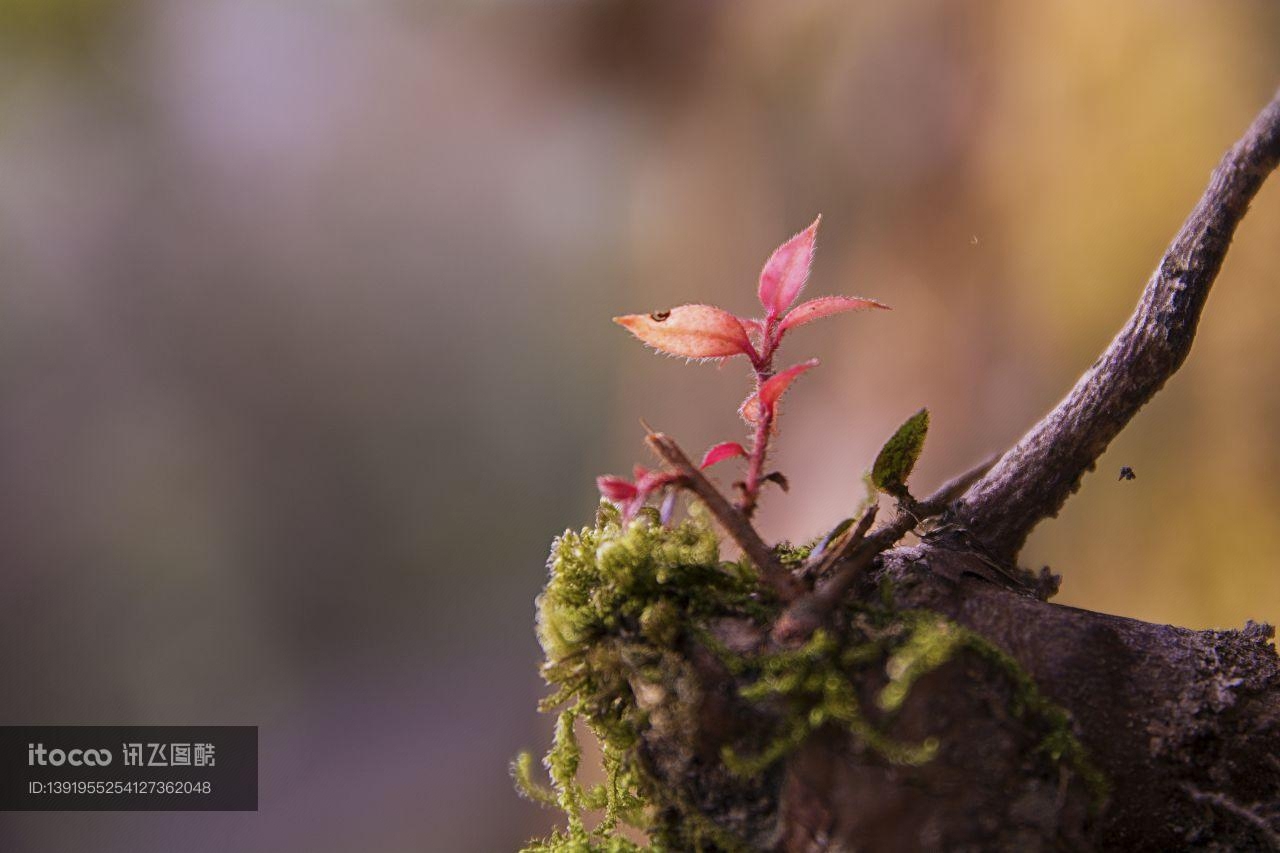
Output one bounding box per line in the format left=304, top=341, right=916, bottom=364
left=597, top=475, right=638, bottom=503
left=779, top=295, right=889, bottom=333
left=700, top=441, right=748, bottom=469
left=613, top=304, right=754, bottom=359
left=637, top=470, right=680, bottom=493
left=757, top=215, right=821, bottom=318
left=759, top=359, right=819, bottom=413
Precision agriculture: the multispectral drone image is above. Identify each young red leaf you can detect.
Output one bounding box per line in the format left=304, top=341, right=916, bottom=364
left=635, top=469, right=679, bottom=494
left=758, top=359, right=819, bottom=412
left=779, top=295, right=889, bottom=333
left=613, top=305, right=754, bottom=359
left=757, top=215, right=821, bottom=318
left=597, top=475, right=639, bottom=503
left=700, top=441, right=748, bottom=469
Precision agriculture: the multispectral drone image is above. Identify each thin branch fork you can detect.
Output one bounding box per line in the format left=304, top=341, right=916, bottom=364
left=771, top=455, right=997, bottom=643
left=645, top=432, right=994, bottom=613
left=814, top=455, right=996, bottom=607
left=955, top=90, right=1280, bottom=564
left=801, top=504, right=879, bottom=583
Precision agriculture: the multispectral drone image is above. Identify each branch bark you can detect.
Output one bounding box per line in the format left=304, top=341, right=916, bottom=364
left=773, top=455, right=1000, bottom=644
left=646, top=431, right=801, bottom=600
left=955, top=90, right=1280, bottom=563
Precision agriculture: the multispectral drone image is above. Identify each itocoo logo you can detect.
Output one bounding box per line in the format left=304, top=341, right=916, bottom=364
left=27, top=743, right=112, bottom=766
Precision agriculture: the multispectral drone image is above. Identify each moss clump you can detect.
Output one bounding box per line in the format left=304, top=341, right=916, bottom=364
left=878, top=612, right=968, bottom=712
left=536, top=504, right=759, bottom=668
left=771, top=540, right=813, bottom=570
left=882, top=611, right=1109, bottom=806
left=513, top=707, right=647, bottom=852
left=713, top=608, right=1104, bottom=803
left=517, top=503, right=768, bottom=852
left=516, top=505, right=1107, bottom=850
left=717, top=624, right=940, bottom=776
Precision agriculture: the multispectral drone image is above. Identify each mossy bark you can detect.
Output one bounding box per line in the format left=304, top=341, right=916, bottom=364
left=522, top=508, right=1280, bottom=851
left=625, top=544, right=1280, bottom=851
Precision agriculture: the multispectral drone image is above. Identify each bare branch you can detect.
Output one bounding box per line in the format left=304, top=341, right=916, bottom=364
left=956, top=90, right=1280, bottom=563
left=919, top=454, right=998, bottom=515
left=802, top=504, right=878, bottom=583
left=645, top=432, right=801, bottom=600
left=772, top=455, right=996, bottom=643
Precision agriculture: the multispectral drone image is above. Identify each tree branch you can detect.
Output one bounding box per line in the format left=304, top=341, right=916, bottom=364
left=817, top=455, right=998, bottom=604
left=955, top=90, right=1280, bottom=563
left=645, top=431, right=801, bottom=600
left=771, top=455, right=997, bottom=643
left=800, top=504, right=878, bottom=583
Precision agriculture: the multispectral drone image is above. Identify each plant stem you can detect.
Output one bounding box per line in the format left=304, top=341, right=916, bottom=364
left=739, top=318, right=779, bottom=518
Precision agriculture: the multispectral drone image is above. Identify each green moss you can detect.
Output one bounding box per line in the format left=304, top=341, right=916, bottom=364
left=878, top=614, right=967, bottom=712
left=514, top=705, right=652, bottom=852
left=883, top=611, right=1111, bottom=806
left=771, top=540, right=813, bottom=570
left=518, top=504, right=770, bottom=851
left=517, top=504, right=1107, bottom=850
left=720, top=626, right=939, bottom=775
left=519, top=830, right=647, bottom=853
left=954, top=622, right=1111, bottom=805
left=716, top=609, right=1105, bottom=799
left=537, top=503, right=758, bottom=676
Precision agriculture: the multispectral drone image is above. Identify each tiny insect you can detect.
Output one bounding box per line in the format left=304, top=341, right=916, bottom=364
left=1118, top=466, right=1136, bottom=481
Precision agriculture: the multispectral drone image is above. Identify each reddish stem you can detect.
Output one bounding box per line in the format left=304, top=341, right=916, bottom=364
left=739, top=317, right=780, bottom=517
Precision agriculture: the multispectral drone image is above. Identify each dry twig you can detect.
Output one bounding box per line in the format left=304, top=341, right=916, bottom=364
left=645, top=431, right=800, bottom=600
left=771, top=455, right=997, bottom=642
left=955, top=91, right=1280, bottom=563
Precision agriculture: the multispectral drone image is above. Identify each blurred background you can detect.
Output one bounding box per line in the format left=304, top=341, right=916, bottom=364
left=2, top=0, right=1279, bottom=850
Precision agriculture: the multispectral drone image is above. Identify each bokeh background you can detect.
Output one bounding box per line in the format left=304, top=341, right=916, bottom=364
left=2, top=1, right=1279, bottom=850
